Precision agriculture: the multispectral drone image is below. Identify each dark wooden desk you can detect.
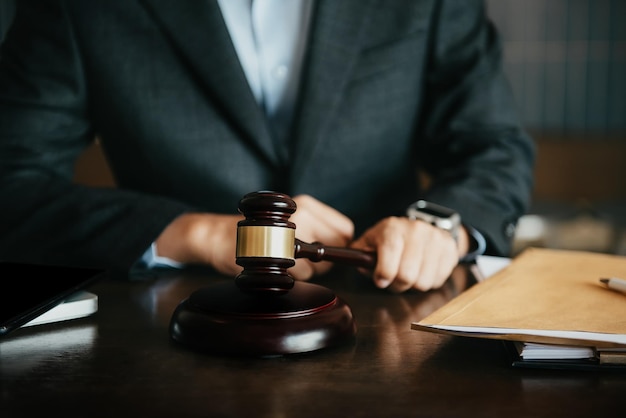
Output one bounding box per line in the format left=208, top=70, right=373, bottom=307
left=1, top=266, right=624, bottom=417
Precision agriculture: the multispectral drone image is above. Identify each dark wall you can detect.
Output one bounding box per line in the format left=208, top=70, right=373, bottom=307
left=0, top=0, right=14, bottom=40
left=487, top=0, right=625, bottom=136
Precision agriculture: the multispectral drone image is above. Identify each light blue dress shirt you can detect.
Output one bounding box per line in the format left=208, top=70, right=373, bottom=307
left=138, top=0, right=314, bottom=269
left=218, top=0, right=313, bottom=145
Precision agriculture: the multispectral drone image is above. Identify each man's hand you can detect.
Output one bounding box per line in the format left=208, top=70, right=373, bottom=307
left=289, top=194, right=355, bottom=280
left=155, top=212, right=242, bottom=277
left=350, top=217, right=470, bottom=293
left=153, top=195, right=354, bottom=280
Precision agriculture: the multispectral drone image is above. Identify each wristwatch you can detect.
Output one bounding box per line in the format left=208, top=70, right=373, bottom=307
left=406, top=200, right=461, bottom=241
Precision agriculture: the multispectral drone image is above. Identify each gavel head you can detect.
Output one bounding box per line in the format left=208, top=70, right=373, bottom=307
left=235, top=191, right=298, bottom=294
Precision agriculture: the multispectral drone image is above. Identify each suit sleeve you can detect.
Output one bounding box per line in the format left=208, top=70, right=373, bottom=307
left=416, top=0, right=535, bottom=256
left=0, top=1, right=190, bottom=275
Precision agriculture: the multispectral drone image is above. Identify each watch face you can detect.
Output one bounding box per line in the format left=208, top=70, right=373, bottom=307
left=406, top=201, right=461, bottom=240
left=409, top=200, right=458, bottom=218
left=436, top=219, right=455, bottom=230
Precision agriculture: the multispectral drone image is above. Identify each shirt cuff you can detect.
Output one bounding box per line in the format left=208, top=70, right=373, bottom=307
left=460, top=224, right=487, bottom=263
left=137, top=242, right=185, bottom=269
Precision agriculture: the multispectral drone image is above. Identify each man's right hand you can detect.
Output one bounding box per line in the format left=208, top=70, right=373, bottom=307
left=289, top=194, right=355, bottom=279
left=155, top=212, right=243, bottom=277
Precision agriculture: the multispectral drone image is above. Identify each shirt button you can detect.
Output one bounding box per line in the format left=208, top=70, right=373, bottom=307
left=505, top=222, right=516, bottom=238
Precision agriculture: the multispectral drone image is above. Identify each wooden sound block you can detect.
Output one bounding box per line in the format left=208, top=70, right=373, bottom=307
left=169, top=281, right=357, bottom=356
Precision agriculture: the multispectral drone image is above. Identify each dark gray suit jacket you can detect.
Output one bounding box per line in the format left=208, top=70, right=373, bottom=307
left=0, top=0, right=534, bottom=274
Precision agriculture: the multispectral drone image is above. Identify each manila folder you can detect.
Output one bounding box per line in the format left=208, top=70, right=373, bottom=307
left=412, top=247, right=626, bottom=348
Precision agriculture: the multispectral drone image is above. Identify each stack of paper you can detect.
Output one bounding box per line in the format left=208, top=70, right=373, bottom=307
left=514, top=342, right=595, bottom=360
left=412, top=248, right=626, bottom=368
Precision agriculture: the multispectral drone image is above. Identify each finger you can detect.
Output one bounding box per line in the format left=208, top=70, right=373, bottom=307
left=410, top=230, right=458, bottom=291
left=293, top=195, right=354, bottom=243
left=371, top=217, right=432, bottom=293
left=294, top=194, right=353, bottom=237
left=434, top=243, right=460, bottom=287
left=367, top=219, right=405, bottom=290
left=408, top=251, right=439, bottom=292
left=382, top=219, right=456, bottom=292
left=431, top=228, right=461, bottom=288
left=390, top=222, right=429, bottom=292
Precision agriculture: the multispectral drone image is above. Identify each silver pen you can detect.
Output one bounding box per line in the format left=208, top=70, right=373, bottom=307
left=600, top=277, right=626, bottom=295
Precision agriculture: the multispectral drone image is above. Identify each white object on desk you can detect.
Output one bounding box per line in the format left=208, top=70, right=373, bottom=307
left=514, top=341, right=595, bottom=360
left=471, top=255, right=512, bottom=282
left=600, top=277, right=626, bottom=295
left=22, top=291, right=98, bottom=327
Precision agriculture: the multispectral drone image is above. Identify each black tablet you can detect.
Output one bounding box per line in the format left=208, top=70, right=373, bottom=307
left=0, top=262, right=105, bottom=337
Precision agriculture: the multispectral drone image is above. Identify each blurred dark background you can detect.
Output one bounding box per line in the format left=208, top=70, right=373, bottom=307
left=1, top=0, right=625, bottom=254
left=485, top=0, right=626, bottom=255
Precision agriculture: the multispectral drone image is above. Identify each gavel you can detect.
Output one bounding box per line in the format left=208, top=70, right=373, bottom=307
left=169, top=190, right=367, bottom=355
left=235, top=191, right=376, bottom=294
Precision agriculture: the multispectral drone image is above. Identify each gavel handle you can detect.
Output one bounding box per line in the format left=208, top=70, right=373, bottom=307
left=294, top=239, right=376, bottom=269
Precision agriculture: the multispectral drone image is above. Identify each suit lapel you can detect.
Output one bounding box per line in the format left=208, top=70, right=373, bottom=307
left=139, top=0, right=375, bottom=176
left=290, top=0, right=374, bottom=184
left=139, top=0, right=278, bottom=166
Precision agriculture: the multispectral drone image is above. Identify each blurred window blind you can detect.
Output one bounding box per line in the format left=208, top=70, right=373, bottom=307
left=486, top=0, right=625, bottom=136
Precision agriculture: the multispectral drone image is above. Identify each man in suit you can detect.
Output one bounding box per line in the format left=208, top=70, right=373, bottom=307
left=0, top=0, right=534, bottom=293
